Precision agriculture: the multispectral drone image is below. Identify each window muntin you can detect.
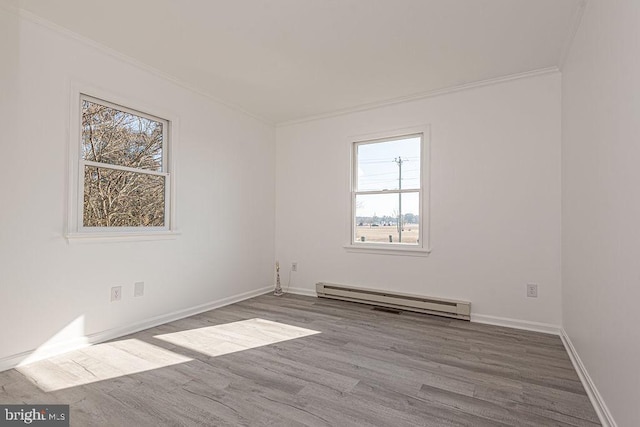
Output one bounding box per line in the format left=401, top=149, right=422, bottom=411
left=79, top=95, right=170, bottom=230
left=352, top=134, right=422, bottom=246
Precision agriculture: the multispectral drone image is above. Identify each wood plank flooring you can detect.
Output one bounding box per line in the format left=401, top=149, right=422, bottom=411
left=0, top=293, right=600, bottom=426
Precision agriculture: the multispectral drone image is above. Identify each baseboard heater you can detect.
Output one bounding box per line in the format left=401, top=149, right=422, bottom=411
left=316, top=282, right=471, bottom=321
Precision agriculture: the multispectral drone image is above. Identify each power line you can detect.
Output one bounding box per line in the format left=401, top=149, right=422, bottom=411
left=394, top=156, right=405, bottom=242
left=358, top=156, right=419, bottom=164
left=359, top=169, right=419, bottom=177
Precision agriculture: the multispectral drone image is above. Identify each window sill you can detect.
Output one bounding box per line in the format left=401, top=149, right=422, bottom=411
left=65, top=230, right=181, bottom=243
left=343, top=243, right=431, bottom=257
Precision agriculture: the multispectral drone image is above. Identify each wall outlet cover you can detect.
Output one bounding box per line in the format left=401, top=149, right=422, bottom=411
left=111, top=286, right=122, bottom=302
left=134, top=282, right=144, bottom=297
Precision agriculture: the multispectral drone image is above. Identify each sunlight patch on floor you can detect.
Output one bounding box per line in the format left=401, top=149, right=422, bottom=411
left=17, top=339, right=192, bottom=392
left=154, top=318, right=320, bottom=357
left=20, top=316, right=89, bottom=365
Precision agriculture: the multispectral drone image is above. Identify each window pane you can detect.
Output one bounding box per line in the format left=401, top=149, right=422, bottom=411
left=356, top=135, right=421, bottom=191
left=82, top=99, right=163, bottom=171
left=355, top=192, right=419, bottom=244
left=83, top=166, right=165, bottom=227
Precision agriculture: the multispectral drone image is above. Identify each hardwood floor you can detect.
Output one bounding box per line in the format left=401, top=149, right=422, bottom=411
left=0, top=293, right=599, bottom=426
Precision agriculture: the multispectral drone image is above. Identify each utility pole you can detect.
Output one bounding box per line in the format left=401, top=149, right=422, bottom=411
left=393, top=156, right=404, bottom=242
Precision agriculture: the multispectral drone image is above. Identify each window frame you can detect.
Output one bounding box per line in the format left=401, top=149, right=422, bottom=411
left=346, top=126, right=431, bottom=256
left=66, top=84, right=179, bottom=242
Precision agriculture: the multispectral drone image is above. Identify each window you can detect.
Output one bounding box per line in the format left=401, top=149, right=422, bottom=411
left=77, top=94, right=171, bottom=232
left=350, top=131, right=428, bottom=253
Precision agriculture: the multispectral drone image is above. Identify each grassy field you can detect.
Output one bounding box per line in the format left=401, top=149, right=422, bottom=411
left=355, top=224, right=419, bottom=244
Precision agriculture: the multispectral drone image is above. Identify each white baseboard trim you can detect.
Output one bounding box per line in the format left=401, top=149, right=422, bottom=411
left=471, top=313, right=561, bottom=335
left=560, top=328, right=617, bottom=427
left=0, top=286, right=615, bottom=427
left=0, top=339, right=95, bottom=373
left=0, top=353, right=26, bottom=373
left=283, top=287, right=317, bottom=297
left=0, top=286, right=273, bottom=373
left=86, top=285, right=273, bottom=345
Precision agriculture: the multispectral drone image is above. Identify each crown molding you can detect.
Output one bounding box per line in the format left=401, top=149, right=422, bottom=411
left=7, top=5, right=568, bottom=130
left=277, top=67, right=560, bottom=127
left=13, top=8, right=273, bottom=126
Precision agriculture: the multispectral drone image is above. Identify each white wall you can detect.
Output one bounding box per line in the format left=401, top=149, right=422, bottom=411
left=0, top=11, right=275, bottom=362
left=562, top=1, right=640, bottom=425
left=276, top=73, right=562, bottom=326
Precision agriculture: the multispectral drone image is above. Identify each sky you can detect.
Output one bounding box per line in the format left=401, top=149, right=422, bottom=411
left=355, top=135, right=421, bottom=218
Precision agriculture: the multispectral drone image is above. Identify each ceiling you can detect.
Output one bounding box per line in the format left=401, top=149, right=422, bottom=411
left=19, top=0, right=583, bottom=124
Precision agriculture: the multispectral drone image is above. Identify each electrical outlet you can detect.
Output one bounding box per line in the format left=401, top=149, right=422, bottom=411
left=291, top=262, right=298, bottom=272
left=527, top=284, right=538, bottom=298
left=111, top=286, right=122, bottom=302
left=134, top=281, right=144, bottom=297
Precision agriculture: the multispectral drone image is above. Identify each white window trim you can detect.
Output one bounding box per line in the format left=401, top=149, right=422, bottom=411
left=66, top=82, right=179, bottom=242
left=345, top=125, right=431, bottom=256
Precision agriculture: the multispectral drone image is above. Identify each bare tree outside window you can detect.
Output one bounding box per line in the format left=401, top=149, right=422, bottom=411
left=81, top=96, right=169, bottom=228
